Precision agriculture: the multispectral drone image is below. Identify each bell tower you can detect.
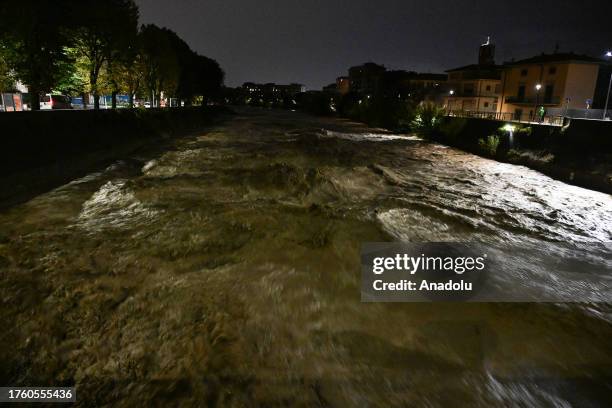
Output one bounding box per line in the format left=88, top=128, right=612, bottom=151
left=478, top=36, right=495, bottom=66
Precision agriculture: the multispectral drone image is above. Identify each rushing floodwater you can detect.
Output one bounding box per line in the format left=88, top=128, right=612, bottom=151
left=1, top=108, right=611, bottom=406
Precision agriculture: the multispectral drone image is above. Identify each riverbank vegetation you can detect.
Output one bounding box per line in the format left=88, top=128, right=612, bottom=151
left=292, top=91, right=611, bottom=193
left=0, top=0, right=224, bottom=110
left=293, top=91, right=446, bottom=133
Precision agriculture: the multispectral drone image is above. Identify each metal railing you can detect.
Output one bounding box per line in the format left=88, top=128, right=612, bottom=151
left=446, top=110, right=565, bottom=126
left=504, top=96, right=561, bottom=105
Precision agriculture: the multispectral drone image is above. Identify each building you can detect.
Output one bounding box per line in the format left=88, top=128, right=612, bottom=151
left=348, top=63, right=386, bottom=95
left=336, top=76, right=350, bottom=94
left=322, top=83, right=338, bottom=93
left=379, top=70, right=447, bottom=103
left=407, top=73, right=448, bottom=91
left=444, top=38, right=502, bottom=113
left=241, top=82, right=305, bottom=97
left=499, top=53, right=609, bottom=119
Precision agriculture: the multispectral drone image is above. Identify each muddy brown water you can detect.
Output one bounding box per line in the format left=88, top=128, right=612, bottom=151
left=1, top=108, right=611, bottom=407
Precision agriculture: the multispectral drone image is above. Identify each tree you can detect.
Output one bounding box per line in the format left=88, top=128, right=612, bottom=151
left=140, top=25, right=180, bottom=107
left=122, top=50, right=146, bottom=108
left=0, top=46, right=15, bottom=93
left=191, top=54, right=224, bottom=105
left=0, top=0, right=72, bottom=110
left=142, top=26, right=223, bottom=107
left=70, top=0, right=138, bottom=109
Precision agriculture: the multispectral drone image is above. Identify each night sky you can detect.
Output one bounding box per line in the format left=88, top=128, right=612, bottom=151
left=135, top=0, right=612, bottom=90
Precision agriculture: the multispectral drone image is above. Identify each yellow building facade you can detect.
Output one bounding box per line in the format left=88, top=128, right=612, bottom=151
left=499, top=54, right=603, bottom=120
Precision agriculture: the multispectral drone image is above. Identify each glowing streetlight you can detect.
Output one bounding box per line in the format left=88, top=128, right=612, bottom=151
left=534, top=84, right=542, bottom=122
left=605, top=51, right=612, bottom=119
left=448, top=90, right=455, bottom=112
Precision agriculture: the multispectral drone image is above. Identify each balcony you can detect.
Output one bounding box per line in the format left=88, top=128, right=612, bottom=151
left=504, top=96, right=561, bottom=105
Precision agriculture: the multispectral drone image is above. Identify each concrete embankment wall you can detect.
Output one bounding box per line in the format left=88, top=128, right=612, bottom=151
left=434, top=117, right=612, bottom=193
left=0, top=107, right=229, bottom=207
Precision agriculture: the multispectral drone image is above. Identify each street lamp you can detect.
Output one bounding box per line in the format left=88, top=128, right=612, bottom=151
left=448, top=90, right=455, bottom=112
left=535, top=84, right=542, bottom=121
left=604, top=52, right=612, bottom=120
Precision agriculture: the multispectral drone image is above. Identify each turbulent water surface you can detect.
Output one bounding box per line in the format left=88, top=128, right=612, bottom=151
left=1, top=108, right=611, bottom=406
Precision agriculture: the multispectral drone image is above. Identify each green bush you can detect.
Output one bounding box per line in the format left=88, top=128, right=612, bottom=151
left=478, top=135, right=500, bottom=156
left=410, top=102, right=446, bottom=136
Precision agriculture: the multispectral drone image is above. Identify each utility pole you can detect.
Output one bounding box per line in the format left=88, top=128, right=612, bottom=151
left=603, top=72, right=612, bottom=120
left=535, top=84, right=542, bottom=122
left=604, top=51, right=612, bottom=120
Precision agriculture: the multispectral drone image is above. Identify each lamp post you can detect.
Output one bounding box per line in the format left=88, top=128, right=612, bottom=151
left=449, top=90, right=454, bottom=112
left=604, top=51, right=612, bottom=120
left=535, top=84, right=542, bottom=122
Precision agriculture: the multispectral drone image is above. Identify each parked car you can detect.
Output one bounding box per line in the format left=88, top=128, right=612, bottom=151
left=40, top=94, right=73, bottom=110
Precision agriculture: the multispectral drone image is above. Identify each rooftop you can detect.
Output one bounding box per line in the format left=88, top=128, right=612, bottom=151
left=504, top=53, right=608, bottom=66
left=446, top=64, right=502, bottom=73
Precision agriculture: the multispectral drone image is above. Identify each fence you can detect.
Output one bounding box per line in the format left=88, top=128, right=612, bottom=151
left=0, top=93, right=24, bottom=112
left=446, top=110, right=565, bottom=126
left=546, top=107, right=610, bottom=121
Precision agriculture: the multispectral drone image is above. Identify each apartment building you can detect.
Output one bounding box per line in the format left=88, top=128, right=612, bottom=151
left=499, top=53, right=607, bottom=119
left=444, top=39, right=502, bottom=113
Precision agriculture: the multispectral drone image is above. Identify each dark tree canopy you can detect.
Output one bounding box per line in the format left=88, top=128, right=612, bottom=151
left=70, top=0, right=139, bottom=109
left=140, top=25, right=224, bottom=106
left=0, top=1, right=223, bottom=109
left=0, top=0, right=73, bottom=109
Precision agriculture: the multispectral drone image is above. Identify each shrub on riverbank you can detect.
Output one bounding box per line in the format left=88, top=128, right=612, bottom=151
left=410, top=102, right=446, bottom=136
left=297, top=92, right=421, bottom=131
left=478, top=135, right=500, bottom=156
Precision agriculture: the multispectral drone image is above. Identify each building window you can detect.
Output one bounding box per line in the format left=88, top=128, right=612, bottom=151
left=463, top=83, right=475, bottom=96
left=486, top=85, right=491, bottom=91
left=549, top=66, right=557, bottom=75
left=517, top=85, right=526, bottom=101
left=521, top=69, right=528, bottom=77
left=544, top=84, right=554, bottom=104
left=484, top=102, right=490, bottom=108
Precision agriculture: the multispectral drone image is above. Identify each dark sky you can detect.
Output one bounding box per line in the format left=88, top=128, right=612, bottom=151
left=134, top=0, right=612, bottom=90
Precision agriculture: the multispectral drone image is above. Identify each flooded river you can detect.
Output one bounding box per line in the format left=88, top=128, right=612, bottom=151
left=1, top=108, right=611, bottom=406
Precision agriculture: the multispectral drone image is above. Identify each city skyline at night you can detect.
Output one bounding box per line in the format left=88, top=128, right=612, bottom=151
left=135, top=0, right=612, bottom=89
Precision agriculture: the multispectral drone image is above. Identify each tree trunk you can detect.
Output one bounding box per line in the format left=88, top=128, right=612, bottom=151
left=111, top=90, right=117, bottom=109
left=91, top=68, right=100, bottom=110
left=128, top=93, right=134, bottom=108
left=29, top=87, right=41, bottom=111
left=81, top=92, right=88, bottom=110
